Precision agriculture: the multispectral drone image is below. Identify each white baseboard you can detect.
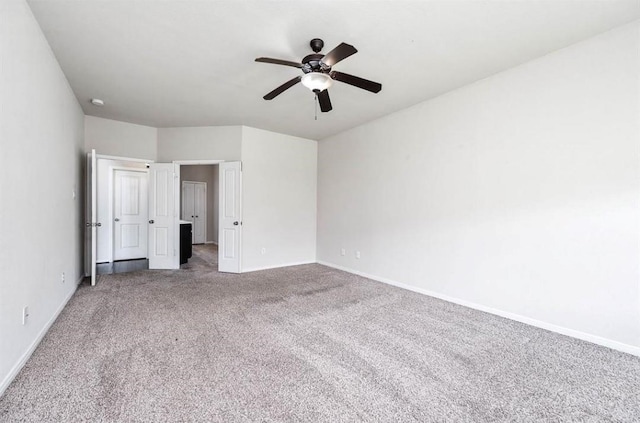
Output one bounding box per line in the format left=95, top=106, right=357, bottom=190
left=317, top=260, right=640, bottom=357
left=242, top=261, right=315, bottom=273
left=205, top=241, right=218, bottom=245
left=0, top=276, right=81, bottom=397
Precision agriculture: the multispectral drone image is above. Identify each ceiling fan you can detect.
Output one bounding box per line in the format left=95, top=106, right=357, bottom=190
left=255, top=38, right=382, bottom=113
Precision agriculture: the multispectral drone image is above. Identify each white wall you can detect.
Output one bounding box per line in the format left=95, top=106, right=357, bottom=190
left=180, top=165, right=218, bottom=243
left=241, top=127, right=317, bottom=272
left=0, top=0, right=85, bottom=394
left=157, top=126, right=242, bottom=162
left=317, top=22, right=640, bottom=353
left=85, top=115, right=157, bottom=160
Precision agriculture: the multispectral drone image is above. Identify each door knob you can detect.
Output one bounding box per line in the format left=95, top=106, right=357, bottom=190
left=114, top=218, right=120, bottom=222
left=196, top=216, right=199, bottom=218
left=149, top=220, right=154, bottom=224
left=233, top=221, right=239, bottom=226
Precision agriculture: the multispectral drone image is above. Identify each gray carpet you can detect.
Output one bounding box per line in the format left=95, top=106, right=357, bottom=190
left=1, top=244, right=639, bottom=422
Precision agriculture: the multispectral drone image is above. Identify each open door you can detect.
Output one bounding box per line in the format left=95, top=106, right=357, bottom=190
left=218, top=161, right=242, bottom=273
left=148, top=163, right=180, bottom=269
left=85, top=149, right=98, bottom=285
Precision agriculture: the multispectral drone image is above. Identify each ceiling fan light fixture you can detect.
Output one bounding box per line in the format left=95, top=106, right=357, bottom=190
left=301, top=72, right=333, bottom=92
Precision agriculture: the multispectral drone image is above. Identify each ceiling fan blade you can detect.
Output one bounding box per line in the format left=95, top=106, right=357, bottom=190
left=331, top=71, right=382, bottom=93
left=317, top=89, right=332, bottom=113
left=321, top=42, right=357, bottom=67
left=255, top=57, right=303, bottom=68
left=263, top=76, right=302, bottom=100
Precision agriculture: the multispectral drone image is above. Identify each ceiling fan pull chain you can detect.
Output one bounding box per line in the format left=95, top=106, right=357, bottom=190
left=315, top=93, right=318, bottom=120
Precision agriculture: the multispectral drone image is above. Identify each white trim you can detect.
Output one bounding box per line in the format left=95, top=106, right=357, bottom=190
left=0, top=277, right=82, bottom=397
left=317, top=260, right=640, bottom=357
left=96, top=154, right=153, bottom=163
left=242, top=261, right=315, bottom=273
left=205, top=241, right=218, bottom=245
left=173, top=160, right=224, bottom=165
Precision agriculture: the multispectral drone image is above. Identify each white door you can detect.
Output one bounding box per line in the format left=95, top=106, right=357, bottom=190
left=113, top=169, right=148, bottom=260
left=182, top=181, right=195, bottom=234
left=193, top=183, right=206, bottom=244
left=218, top=161, right=242, bottom=273
left=181, top=181, right=207, bottom=244
left=148, top=163, right=180, bottom=269
left=86, top=149, right=98, bottom=285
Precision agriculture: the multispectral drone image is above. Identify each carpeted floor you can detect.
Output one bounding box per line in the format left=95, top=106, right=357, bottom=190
left=1, top=244, right=639, bottom=422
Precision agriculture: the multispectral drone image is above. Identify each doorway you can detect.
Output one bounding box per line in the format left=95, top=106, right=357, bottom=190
left=113, top=168, right=148, bottom=260
left=85, top=152, right=152, bottom=285
left=175, top=161, right=242, bottom=273
left=179, top=164, right=218, bottom=246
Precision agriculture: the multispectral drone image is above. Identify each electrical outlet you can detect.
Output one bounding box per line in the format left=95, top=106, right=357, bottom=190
left=61, top=272, right=65, bottom=283
left=340, top=248, right=346, bottom=256
left=22, top=306, right=29, bottom=325
left=356, top=251, right=361, bottom=259
left=261, top=247, right=266, bottom=255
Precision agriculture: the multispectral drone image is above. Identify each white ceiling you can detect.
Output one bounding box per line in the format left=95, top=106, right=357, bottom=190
left=27, top=0, right=640, bottom=140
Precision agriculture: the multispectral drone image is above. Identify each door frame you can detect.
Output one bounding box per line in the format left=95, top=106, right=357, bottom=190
left=110, top=166, right=150, bottom=261
left=173, top=160, right=237, bottom=272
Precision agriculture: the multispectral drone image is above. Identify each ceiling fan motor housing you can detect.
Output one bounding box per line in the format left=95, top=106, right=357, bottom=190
left=301, top=54, right=330, bottom=74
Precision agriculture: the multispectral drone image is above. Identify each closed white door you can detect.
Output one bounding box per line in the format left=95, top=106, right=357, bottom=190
left=218, top=162, right=242, bottom=273
left=148, top=163, right=179, bottom=269
left=113, top=169, right=148, bottom=260
left=181, top=181, right=206, bottom=244
left=193, top=183, right=206, bottom=244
